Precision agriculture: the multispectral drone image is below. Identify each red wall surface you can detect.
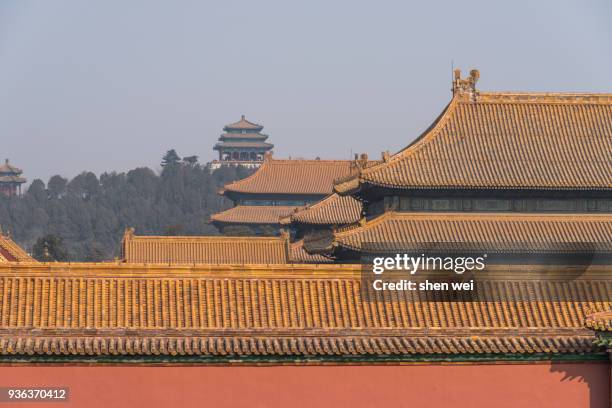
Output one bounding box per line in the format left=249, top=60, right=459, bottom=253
left=0, top=362, right=609, bottom=408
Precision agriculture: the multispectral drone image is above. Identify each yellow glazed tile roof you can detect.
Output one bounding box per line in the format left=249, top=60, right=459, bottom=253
left=223, top=157, right=356, bottom=196
left=284, top=194, right=362, bottom=226
left=210, top=205, right=299, bottom=225
left=0, top=263, right=609, bottom=358
left=121, top=228, right=290, bottom=264
left=336, top=72, right=612, bottom=193
left=304, top=211, right=612, bottom=254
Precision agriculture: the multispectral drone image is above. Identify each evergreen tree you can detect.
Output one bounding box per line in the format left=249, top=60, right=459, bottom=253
left=161, top=149, right=181, bottom=167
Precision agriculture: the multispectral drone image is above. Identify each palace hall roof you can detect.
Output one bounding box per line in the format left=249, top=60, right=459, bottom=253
left=223, top=115, right=264, bottom=132
left=210, top=205, right=299, bottom=225
left=304, top=211, right=612, bottom=255
left=121, top=229, right=290, bottom=264
left=0, top=263, right=608, bottom=360
left=0, top=234, right=34, bottom=262
left=335, top=70, right=612, bottom=194
left=222, top=157, right=356, bottom=197
left=281, top=193, right=363, bottom=226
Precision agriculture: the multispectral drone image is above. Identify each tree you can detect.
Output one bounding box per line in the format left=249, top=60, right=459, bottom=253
left=27, top=179, right=47, bottom=202
left=47, top=175, right=67, bottom=199
left=32, top=234, right=70, bottom=261
left=183, top=155, right=199, bottom=166
left=161, top=149, right=181, bottom=167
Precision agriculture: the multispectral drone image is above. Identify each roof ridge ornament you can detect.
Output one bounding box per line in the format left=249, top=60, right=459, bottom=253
left=453, top=68, right=480, bottom=101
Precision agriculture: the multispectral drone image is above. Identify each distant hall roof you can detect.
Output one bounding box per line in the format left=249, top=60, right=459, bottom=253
left=121, top=229, right=289, bottom=264
left=223, top=157, right=357, bottom=196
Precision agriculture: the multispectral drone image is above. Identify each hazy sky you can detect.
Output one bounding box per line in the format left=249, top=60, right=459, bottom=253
left=1, top=0, right=611, bottom=183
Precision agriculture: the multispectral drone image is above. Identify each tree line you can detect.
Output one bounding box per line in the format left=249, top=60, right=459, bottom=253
left=0, top=150, right=252, bottom=261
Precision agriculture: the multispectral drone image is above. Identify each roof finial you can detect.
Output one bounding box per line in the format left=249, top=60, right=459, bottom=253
left=452, top=68, right=480, bottom=100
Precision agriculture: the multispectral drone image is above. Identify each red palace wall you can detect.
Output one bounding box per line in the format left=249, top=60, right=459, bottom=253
left=1, top=362, right=609, bottom=408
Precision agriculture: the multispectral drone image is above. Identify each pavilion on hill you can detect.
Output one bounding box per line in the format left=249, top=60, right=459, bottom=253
left=210, top=116, right=274, bottom=170
left=0, top=159, right=26, bottom=196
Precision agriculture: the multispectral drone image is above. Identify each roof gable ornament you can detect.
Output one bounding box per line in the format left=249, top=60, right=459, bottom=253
left=453, top=69, right=480, bottom=101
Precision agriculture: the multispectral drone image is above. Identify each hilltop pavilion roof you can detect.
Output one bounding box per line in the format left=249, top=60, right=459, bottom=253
left=304, top=211, right=612, bottom=255
left=335, top=70, right=612, bottom=194
left=0, top=262, right=608, bottom=360
left=223, top=115, right=264, bottom=132
left=222, top=157, right=357, bottom=197
left=0, top=233, right=34, bottom=262
left=0, top=159, right=24, bottom=176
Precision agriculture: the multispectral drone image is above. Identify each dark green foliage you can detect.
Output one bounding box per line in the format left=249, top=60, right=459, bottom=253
left=161, top=149, right=181, bottom=167
left=32, top=234, right=70, bottom=261
left=0, top=151, right=254, bottom=261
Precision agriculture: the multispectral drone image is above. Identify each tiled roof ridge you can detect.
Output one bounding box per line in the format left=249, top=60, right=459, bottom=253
left=0, top=261, right=610, bottom=277
left=475, top=91, right=612, bottom=104
left=127, top=235, right=286, bottom=243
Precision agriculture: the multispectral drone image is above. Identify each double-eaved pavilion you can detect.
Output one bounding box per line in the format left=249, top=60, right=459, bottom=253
left=0, top=159, right=26, bottom=196
left=210, top=116, right=274, bottom=170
